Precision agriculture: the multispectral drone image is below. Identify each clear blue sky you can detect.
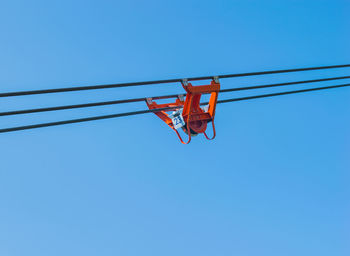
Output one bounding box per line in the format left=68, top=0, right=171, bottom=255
left=0, top=1, right=349, bottom=255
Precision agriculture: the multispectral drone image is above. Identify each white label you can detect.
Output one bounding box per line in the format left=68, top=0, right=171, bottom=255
left=170, top=110, right=185, bottom=130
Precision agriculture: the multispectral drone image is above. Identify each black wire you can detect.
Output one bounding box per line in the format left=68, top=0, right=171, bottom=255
left=1, top=75, right=349, bottom=117
left=1, top=64, right=349, bottom=97
left=219, top=75, right=350, bottom=93
left=0, top=82, right=349, bottom=134
left=0, top=94, right=179, bottom=117
left=215, top=82, right=350, bottom=104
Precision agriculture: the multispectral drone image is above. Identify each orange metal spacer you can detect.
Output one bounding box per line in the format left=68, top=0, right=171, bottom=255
left=146, top=78, right=220, bottom=144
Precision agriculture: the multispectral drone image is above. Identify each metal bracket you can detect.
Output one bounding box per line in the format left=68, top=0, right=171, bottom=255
left=213, top=76, right=219, bottom=83
left=182, top=78, right=189, bottom=86
left=146, top=98, right=153, bottom=104
left=178, top=94, right=185, bottom=101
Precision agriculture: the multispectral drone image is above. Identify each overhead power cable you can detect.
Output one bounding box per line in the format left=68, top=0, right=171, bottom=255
left=216, top=82, right=350, bottom=104
left=1, top=75, right=349, bottom=117
left=0, top=82, right=349, bottom=134
left=1, top=64, right=350, bottom=97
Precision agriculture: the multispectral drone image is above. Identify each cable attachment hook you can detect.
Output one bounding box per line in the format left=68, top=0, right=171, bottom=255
left=181, top=78, right=189, bottom=87
left=177, top=94, right=185, bottom=101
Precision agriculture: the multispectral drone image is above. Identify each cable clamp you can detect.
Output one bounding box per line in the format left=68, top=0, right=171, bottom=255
left=213, top=76, right=219, bottom=83
left=182, top=79, right=189, bottom=86
left=178, top=94, right=185, bottom=101
left=146, top=98, right=153, bottom=104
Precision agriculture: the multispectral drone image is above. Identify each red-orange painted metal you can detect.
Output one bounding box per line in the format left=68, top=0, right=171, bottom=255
left=146, top=78, right=220, bottom=144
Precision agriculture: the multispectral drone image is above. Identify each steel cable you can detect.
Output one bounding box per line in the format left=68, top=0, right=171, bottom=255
left=0, top=64, right=349, bottom=97
left=0, top=82, right=349, bottom=134
left=0, top=75, right=349, bottom=117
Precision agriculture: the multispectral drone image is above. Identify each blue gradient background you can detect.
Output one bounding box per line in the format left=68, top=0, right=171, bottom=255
left=0, top=0, right=349, bottom=255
